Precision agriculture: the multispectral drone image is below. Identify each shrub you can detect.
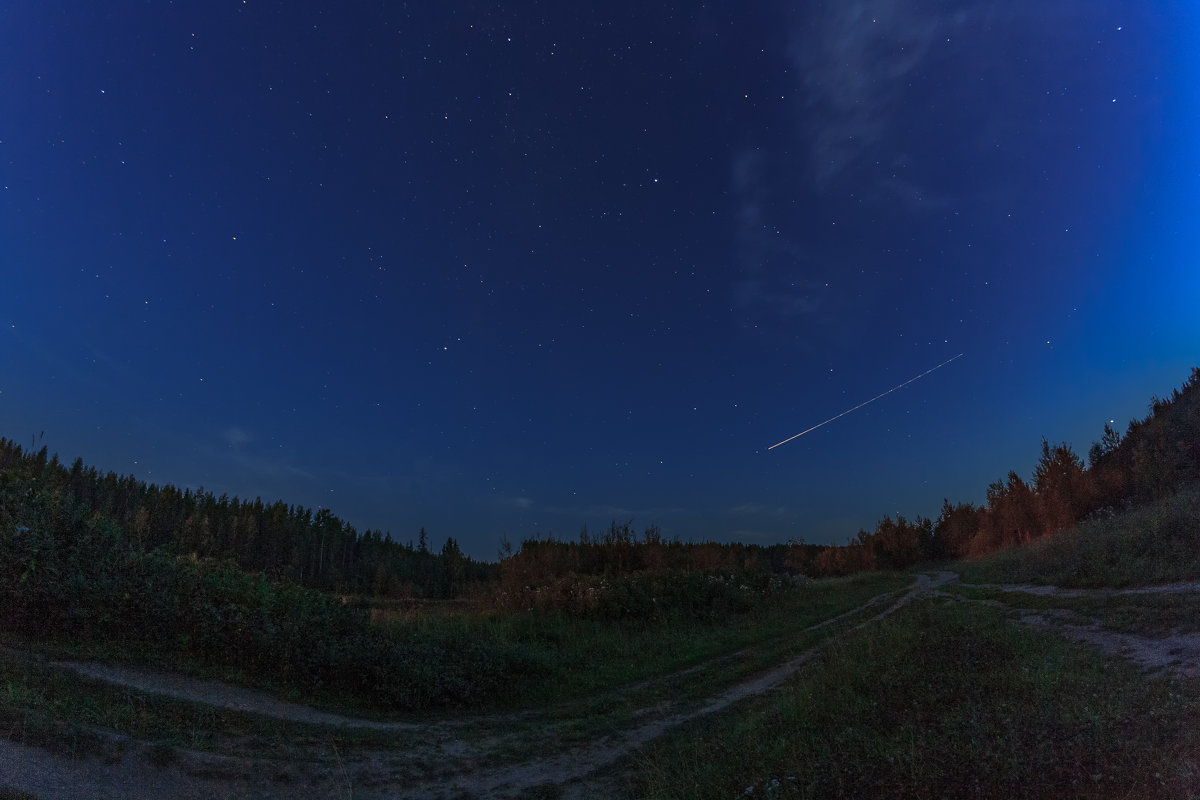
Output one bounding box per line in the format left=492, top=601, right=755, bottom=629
left=493, top=569, right=792, bottom=622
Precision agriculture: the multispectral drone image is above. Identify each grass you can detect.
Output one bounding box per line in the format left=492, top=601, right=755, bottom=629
left=945, top=584, right=1200, bottom=638
left=632, top=596, right=1200, bottom=799
left=1, top=565, right=909, bottom=722
left=483, top=571, right=911, bottom=709
left=955, top=484, right=1200, bottom=588
left=0, top=645, right=380, bottom=763
left=477, top=573, right=914, bottom=760
left=0, top=572, right=910, bottom=761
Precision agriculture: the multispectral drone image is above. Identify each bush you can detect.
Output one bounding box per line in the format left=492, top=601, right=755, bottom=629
left=493, top=568, right=792, bottom=622
left=0, top=496, right=548, bottom=711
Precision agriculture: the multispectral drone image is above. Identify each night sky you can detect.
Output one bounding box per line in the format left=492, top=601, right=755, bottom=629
left=3, top=2, right=1198, bottom=559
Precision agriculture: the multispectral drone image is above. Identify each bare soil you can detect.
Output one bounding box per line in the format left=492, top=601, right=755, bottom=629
left=955, top=581, right=1200, bottom=680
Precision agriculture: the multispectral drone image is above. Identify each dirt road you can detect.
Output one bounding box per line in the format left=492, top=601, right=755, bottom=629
left=950, top=579, right=1200, bottom=680
left=13, top=571, right=1195, bottom=799
left=0, top=575, right=955, bottom=800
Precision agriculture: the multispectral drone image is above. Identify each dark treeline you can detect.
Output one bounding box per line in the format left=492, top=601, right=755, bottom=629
left=0, top=444, right=492, bottom=598
left=494, top=367, right=1199, bottom=582
left=809, top=366, right=1200, bottom=575
left=500, top=521, right=815, bottom=582
left=494, top=522, right=824, bottom=618
left=1, top=366, right=1196, bottom=605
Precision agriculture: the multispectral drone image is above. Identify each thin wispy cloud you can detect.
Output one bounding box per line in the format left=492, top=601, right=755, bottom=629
left=730, top=148, right=831, bottom=334
left=728, top=181, right=871, bottom=356
left=732, top=2, right=990, bottom=342
left=787, top=0, right=954, bottom=187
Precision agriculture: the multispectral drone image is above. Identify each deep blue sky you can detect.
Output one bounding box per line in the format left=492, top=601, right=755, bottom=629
left=3, top=2, right=1197, bottom=558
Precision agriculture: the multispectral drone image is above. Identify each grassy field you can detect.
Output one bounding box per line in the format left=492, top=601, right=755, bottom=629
left=631, top=488, right=1200, bottom=799
left=488, top=571, right=911, bottom=708
left=633, top=596, right=1200, bottom=799
left=0, top=572, right=909, bottom=761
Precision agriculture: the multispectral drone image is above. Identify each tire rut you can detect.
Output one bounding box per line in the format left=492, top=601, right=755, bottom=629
left=1, top=575, right=949, bottom=800
left=949, top=578, right=1200, bottom=680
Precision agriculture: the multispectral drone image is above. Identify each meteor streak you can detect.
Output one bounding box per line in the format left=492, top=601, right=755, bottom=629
left=767, top=353, right=964, bottom=450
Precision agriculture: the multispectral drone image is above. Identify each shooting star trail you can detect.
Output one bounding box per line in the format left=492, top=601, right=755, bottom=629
left=767, top=353, right=964, bottom=451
